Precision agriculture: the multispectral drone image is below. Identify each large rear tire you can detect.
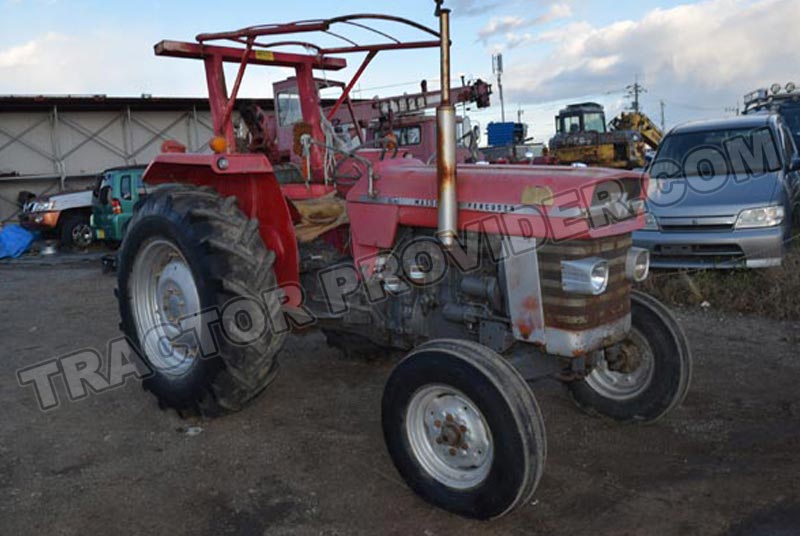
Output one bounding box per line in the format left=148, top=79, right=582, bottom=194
left=116, top=185, right=286, bottom=417
left=382, top=339, right=546, bottom=520
left=568, top=291, right=692, bottom=423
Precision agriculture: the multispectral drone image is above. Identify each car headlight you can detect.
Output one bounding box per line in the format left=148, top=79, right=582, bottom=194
left=561, top=257, right=609, bottom=295
left=626, top=247, right=650, bottom=282
left=31, top=201, right=54, bottom=212
left=734, top=205, right=784, bottom=229
left=642, top=212, right=659, bottom=231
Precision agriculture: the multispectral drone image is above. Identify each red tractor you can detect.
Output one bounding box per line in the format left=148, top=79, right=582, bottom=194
left=116, top=2, right=692, bottom=520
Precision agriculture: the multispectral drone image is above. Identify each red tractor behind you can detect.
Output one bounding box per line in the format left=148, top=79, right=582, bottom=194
left=116, top=2, right=692, bottom=520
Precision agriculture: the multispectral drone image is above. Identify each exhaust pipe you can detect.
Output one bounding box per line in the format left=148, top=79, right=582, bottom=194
left=435, top=1, right=457, bottom=248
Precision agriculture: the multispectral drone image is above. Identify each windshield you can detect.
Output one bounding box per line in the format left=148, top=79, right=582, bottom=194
left=277, top=88, right=302, bottom=126
left=559, top=115, right=581, bottom=134
left=583, top=112, right=606, bottom=133
left=651, top=127, right=783, bottom=178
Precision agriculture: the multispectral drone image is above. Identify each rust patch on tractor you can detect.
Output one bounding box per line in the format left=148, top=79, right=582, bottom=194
left=521, top=185, right=554, bottom=206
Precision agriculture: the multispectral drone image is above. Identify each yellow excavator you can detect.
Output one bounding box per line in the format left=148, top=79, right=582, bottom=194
left=548, top=102, right=662, bottom=169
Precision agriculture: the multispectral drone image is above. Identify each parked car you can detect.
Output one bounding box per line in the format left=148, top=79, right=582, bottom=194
left=634, top=114, right=800, bottom=268
left=19, top=188, right=94, bottom=249
left=91, top=165, right=147, bottom=243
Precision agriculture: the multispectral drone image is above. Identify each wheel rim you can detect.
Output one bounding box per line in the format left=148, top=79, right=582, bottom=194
left=130, top=238, right=202, bottom=377
left=405, top=384, right=493, bottom=490
left=72, top=223, right=93, bottom=247
left=585, top=327, right=655, bottom=401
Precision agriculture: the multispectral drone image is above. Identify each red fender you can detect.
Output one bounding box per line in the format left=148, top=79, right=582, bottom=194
left=142, top=153, right=301, bottom=306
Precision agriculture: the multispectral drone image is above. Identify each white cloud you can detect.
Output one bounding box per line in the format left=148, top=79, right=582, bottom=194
left=478, top=3, right=574, bottom=43
left=0, top=36, right=46, bottom=68
left=0, top=30, right=287, bottom=97
left=479, top=16, right=528, bottom=42
left=505, top=0, right=800, bottom=127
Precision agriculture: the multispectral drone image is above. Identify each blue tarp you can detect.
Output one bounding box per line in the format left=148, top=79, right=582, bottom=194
left=0, top=224, right=35, bottom=259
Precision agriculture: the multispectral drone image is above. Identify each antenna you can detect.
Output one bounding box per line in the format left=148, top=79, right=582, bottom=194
left=492, top=53, right=506, bottom=122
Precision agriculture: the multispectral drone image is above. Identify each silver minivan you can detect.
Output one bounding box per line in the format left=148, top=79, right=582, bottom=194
left=634, top=114, right=800, bottom=268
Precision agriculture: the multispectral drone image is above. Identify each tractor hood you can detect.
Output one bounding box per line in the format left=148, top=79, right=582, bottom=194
left=346, top=157, right=645, bottom=245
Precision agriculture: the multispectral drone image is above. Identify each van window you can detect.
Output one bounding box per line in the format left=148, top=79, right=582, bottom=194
left=120, top=175, right=132, bottom=200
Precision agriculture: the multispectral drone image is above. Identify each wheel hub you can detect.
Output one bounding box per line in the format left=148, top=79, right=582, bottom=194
left=72, top=224, right=92, bottom=247
left=130, top=240, right=202, bottom=377
left=585, top=328, right=655, bottom=401
left=406, top=385, right=493, bottom=489
left=606, top=338, right=644, bottom=374
left=156, top=260, right=197, bottom=327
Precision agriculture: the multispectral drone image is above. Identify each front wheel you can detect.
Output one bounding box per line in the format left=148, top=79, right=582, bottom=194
left=568, top=291, right=692, bottom=423
left=60, top=212, right=93, bottom=249
left=382, top=339, right=546, bottom=520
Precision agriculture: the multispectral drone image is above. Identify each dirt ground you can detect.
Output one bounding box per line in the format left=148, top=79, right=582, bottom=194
left=1, top=261, right=799, bottom=536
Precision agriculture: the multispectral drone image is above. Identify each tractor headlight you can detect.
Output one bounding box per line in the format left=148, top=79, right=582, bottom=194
left=561, top=257, right=609, bottom=295
left=626, top=247, right=650, bottom=282
left=734, top=205, right=784, bottom=229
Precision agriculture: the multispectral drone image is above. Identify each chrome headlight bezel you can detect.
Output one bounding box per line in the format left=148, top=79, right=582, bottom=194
left=561, top=257, right=610, bottom=296
left=626, top=247, right=650, bottom=282
left=734, top=205, right=784, bottom=229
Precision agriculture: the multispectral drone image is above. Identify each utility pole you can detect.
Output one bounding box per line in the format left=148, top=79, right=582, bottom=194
left=660, top=100, right=665, bottom=132
left=724, top=100, right=740, bottom=116
left=517, top=104, right=524, bottom=123
left=460, top=73, right=467, bottom=117
left=492, top=53, right=505, bottom=122
left=626, top=75, right=646, bottom=113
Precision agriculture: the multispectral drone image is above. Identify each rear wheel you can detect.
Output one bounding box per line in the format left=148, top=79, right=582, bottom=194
left=116, top=185, right=285, bottom=417
left=568, top=291, right=692, bottom=423
left=60, top=212, right=93, bottom=249
left=382, top=339, right=546, bottom=519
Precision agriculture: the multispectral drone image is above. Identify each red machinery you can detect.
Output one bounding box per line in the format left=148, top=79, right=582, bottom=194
left=116, top=1, right=692, bottom=520
left=239, top=76, right=490, bottom=164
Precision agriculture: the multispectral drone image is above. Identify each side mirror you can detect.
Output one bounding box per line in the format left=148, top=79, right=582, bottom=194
left=790, top=156, right=800, bottom=172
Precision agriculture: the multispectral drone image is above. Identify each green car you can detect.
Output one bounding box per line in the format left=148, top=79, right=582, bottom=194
left=91, top=165, right=147, bottom=242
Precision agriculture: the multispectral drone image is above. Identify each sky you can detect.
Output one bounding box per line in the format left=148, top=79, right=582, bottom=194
left=1, top=0, right=798, bottom=143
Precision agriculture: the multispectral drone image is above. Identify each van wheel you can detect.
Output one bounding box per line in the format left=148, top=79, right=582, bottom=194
left=116, top=185, right=286, bottom=417
left=60, top=212, right=93, bottom=249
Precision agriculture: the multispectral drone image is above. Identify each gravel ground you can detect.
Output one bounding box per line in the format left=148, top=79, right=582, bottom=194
left=1, top=262, right=799, bottom=536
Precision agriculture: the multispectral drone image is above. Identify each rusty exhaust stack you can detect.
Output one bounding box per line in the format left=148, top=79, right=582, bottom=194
left=435, top=1, right=457, bottom=248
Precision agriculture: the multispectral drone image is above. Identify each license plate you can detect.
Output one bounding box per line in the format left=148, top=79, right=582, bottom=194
left=96, top=229, right=105, bottom=239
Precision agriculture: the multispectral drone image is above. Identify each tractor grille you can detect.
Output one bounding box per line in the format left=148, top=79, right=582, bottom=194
left=537, top=234, right=632, bottom=331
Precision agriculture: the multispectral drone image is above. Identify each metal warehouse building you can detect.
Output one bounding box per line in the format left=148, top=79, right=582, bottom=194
left=0, top=95, right=270, bottom=223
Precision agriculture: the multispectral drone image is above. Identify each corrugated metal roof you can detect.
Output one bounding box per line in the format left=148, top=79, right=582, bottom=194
left=0, top=95, right=275, bottom=112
